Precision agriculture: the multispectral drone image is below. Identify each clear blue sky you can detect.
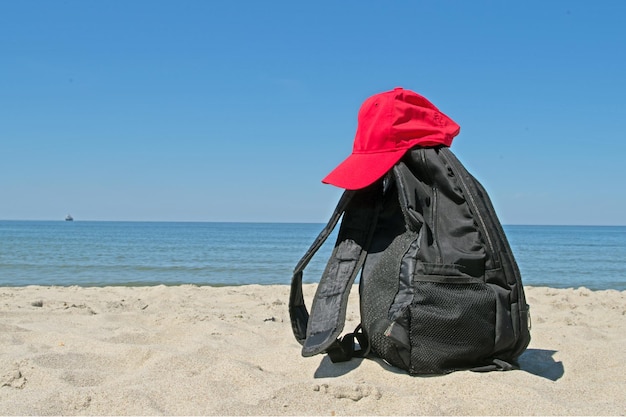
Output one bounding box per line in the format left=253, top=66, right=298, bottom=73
left=1, top=1, right=625, bottom=225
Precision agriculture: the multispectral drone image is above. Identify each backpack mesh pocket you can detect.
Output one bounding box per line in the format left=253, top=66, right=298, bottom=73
left=408, top=281, right=496, bottom=374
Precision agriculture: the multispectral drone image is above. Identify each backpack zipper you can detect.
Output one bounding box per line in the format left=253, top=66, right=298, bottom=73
left=420, top=150, right=442, bottom=264
left=439, top=150, right=497, bottom=262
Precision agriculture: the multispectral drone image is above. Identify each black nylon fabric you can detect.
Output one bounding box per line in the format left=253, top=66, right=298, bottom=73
left=393, top=148, right=487, bottom=281
left=438, top=148, right=531, bottom=357
left=360, top=147, right=530, bottom=374
left=289, top=145, right=530, bottom=375
left=300, top=182, right=382, bottom=357
left=289, top=191, right=354, bottom=345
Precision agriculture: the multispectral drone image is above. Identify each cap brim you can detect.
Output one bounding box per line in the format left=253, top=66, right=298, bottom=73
left=322, top=149, right=408, bottom=190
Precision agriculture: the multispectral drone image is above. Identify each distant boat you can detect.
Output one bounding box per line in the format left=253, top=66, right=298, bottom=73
left=65, top=214, right=74, bottom=221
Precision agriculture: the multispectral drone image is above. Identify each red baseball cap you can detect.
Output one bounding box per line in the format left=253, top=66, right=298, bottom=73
left=322, top=87, right=460, bottom=190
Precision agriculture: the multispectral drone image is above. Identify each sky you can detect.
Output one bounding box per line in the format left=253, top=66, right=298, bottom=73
left=1, top=1, right=625, bottom=225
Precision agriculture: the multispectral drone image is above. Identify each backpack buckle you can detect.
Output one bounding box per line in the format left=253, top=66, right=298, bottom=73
left=326, top=325, right=370, bottom=363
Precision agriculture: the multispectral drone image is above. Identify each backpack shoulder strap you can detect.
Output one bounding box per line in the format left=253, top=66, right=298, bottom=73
left=289, top=190, right=353, bottom=345
left=289, top=183, right=382, bottom=358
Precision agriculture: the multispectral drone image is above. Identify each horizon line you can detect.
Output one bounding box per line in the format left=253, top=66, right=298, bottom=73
left=1, top=219, right=625, bottom=227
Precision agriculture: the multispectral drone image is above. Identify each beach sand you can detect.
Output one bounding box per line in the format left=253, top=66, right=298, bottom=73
left=0, top=284, right=624, bottom=416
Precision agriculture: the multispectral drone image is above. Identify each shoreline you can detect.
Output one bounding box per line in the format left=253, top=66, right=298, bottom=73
left=3, top=283, right=625, bottom=291
left=1, top=284, right=624, bottom=415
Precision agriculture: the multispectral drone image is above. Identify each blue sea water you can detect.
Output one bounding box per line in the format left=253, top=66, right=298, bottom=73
left=0, top=221, right=624, bottom=290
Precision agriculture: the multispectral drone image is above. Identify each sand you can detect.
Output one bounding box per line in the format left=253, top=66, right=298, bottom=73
left=0, top=284, right=624, bottom=416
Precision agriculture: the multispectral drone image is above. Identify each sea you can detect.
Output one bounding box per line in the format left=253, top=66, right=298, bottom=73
left=0, top=221, right=624, bottom=291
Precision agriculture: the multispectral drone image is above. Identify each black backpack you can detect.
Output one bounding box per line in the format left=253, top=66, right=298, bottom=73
left=289, top=146, right=531, bottom=375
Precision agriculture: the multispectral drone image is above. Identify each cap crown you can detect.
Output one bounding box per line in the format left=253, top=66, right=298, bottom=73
left=353, top=87, right=459, bottom=153
left=322, top=87, right=460, bottom=190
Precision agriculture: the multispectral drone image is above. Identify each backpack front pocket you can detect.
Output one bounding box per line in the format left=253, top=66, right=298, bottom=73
left=408, top=280, right=496, bottom=374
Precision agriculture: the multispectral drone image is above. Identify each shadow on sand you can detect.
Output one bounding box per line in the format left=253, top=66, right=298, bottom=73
left=314, top=356, right=405, bottom=378
left=313, top=348, right=564, bottom=381
left=518, top=348, right=564, bottom=381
